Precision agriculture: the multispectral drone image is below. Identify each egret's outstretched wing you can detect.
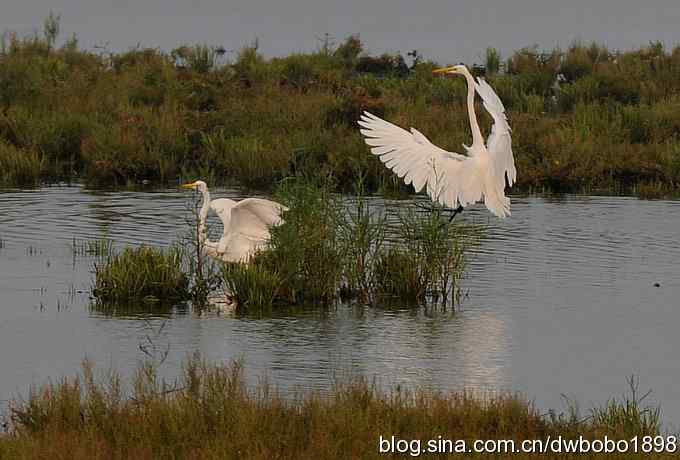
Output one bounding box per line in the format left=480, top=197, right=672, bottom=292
left=209, top=198, right=287, bottom=262
left=475, top=78, right=517, bottom=187
left=209, top=198, right=237, bottom=238
left=207, top=197, right=287, bottom=262
left=358, top=111, right=483, bottom=209
left=230, top=198, right=287, bottom=239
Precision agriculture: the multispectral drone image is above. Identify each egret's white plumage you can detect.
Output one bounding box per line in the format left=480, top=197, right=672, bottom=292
left=358, top=64, right=516, bottom=218
left=181, top=181, right=287, bottom=262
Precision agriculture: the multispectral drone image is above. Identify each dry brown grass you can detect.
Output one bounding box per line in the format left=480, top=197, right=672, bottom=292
left=0, top=356, right=673, bottom=459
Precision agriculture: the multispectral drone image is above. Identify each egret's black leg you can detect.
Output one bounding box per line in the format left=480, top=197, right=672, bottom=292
left=448, top=205, right=464, bottom=222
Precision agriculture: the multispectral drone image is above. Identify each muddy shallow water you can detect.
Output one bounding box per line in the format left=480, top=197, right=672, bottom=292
left=1, top=185, right=679, bottom=426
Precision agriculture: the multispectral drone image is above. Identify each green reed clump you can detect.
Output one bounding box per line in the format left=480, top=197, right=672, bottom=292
left=590, top=376, right=661, bottom=438
left=219, top=178, right=345, bottom=309
left=337, top=178, right=388, bottom=304
left=1, top=356, right=671, bottom=460
left=92, top=245, right=189, bottom=304
left=217, top=176, right=478, bottom=311
left=0, top=141, right=42, bottom=186
left=335, top=173, right=477, bottom=307
left=373, top=247, right=426, bottom=303
left=259, top=178, right=344, bottom=304
left=221, top=261, right=282, bottom=313
left=376, top=205, right=476, bottom=306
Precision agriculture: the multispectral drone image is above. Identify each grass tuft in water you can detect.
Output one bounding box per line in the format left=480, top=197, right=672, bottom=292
left=373, top=247, right=426, bottom=303
left=258, top=177, right=344, bottom=304
left=221, top=261, right=282, bottom=313
left=220, top=178, right=479, bottom=311
left=337, top=176, right=388, bottom=305
left=92, top=245, right=189, bottom=305
left=70, top=237, right=113, bottom=258
left=385, top=204, right=478, bottom=305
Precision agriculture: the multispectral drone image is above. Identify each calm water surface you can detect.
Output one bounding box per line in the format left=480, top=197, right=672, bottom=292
left=1, top=186, right=679, bottom=425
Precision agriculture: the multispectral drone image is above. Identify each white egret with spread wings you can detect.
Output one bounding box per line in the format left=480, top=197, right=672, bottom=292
left=358, top=64, right=516, bottom=218
left=181, top=180, right=287, bottom=263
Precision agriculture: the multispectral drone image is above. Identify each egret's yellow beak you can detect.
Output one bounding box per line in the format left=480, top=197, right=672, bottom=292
left=181, top=181, right=197, bottom=189
left=432, top=66, right=457, bottom=75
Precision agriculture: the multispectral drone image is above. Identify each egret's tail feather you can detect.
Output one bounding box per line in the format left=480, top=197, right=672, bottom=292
left=484, top=191, right=511, bottom=218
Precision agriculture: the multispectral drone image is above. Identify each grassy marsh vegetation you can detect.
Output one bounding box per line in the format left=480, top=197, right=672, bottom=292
left=92, top=245, right=189, bottom=305
left=90, top=178, right=477, bottom=312
left=0, top=356, right=671, bottom=459
left=216, top=178, right=478, bottom=311
left=1, top=18, right=680, bottom=196
left=376, top=206, right=472, bottom=305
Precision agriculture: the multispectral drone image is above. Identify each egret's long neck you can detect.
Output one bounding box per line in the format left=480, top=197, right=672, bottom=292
left=198, top=189, right=211, bottom=244
left=463, top=69, right=484, bottom=148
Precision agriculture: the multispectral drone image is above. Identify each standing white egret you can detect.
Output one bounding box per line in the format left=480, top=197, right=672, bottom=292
left=181, top=180, right=287, bottom=263
left=358, top=64, right=516, bottom=218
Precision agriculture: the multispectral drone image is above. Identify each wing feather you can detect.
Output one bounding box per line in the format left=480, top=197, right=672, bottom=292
left=475, top=78, right=517, bottom=187
left=210, top=198, right=236, bottom=236
left=230, top=198, right=287, bottom=241
left=209, top=197, right=287, bottom=262
left=359, top=111, right=481, bottom=208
